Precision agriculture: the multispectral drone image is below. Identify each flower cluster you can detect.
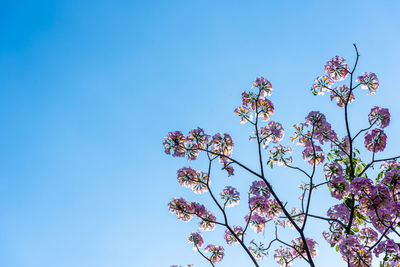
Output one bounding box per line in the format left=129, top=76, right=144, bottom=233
left=235, top=77, right=275, bottom=124
left=267, top=145, right=293, bottom=166
left=356, top=72, right=379, bottom=95
left=290, top=111, right=340, bottom=166
left=373, top=239, right=400, bottom=265
left=249, top=241, right=268, bottom=261
left=338, top=235, right=372, bottom=266
left=204, top=245, right=225, bottom=263
left=188, top=232, right=204, bottom=250
left=252, top=121, right=284, bottom=149
left=168, top=198, right=216, bottom=231
left=224, top=226, right=244, bottom=246
left=324, top=56, right=350, bottom=81
left=177, top=167, right=209, bottom=194
left=368, top=106, right=390, bottom=128
left=364, top=128, right=387, bottom=152
left=250, top=180, right=271, bottom=198
left=311, top=75, right=333, bottom=96
left=323, top=162, right=349, bottom=200
left=329, top=85, right=355, bottom=108
left=252, top=76, right=273, bottom=96
left=244, top=181, right=283, bottom=234
left=274, top=246, right=296, bottom=266
left=219, top=186, right=240, bottom=208
left=291, top=237, right=318, bottom=259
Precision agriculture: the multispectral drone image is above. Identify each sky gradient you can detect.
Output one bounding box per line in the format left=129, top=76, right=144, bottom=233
left=1, top=1, right=400, bottom=266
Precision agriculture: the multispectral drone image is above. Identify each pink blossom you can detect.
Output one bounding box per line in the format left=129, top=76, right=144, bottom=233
left=338, top=235, right=372, bottom=267
left=211, top=133, right=234, bottom=158
left=373, top=239, right=399, bottom=257
left=268, top=145, right=292, bottom=166
left=198, top=211, right=217, bottom=231
left=274, top=246, right=295, bottom=266
left=368, top=106, right=390, bottom=128
left=364, top=128, right=387, bottom=152
left=327, top=203, right=350, bottom=224
left=188, top=232, right=204, bottom=250
left=349, top=177, right=374, bottom=195
left=204, top=245, right=224, bottom=263
left=330, top=85, right=355, bottom=107
left=329, top=176, right=349, bottom=200
left=324, top=56, right=350, bottom=81
left=292, top=237, right=318, bottom=258
left=245, top=213, right=266, bottom=233
left=358, top=227, right=378, bottom=246
left=252, top=76, right=273, bottom=97
left=168, top=197, right=194, bottom=222
left=356, top=72, right=379, bottom=95
left=177, top=167, right=209, bottom=194
left=311, top=75, right=334, bottom=95
left=164, top=131, right=186, bottom=157
left=250, top=180, right=271, bottom=198
left=257, top=98, right=275, bottom=121
left=220, top=186, right=240, bottom=208
left=258, top=121, right=284, bottom=149
left=224, top=226, right=244, bottom=246
left=234, top=106, right=253, bottom=124
left=302, top=144, right=325, bottom=166
left=264, top=199, right=282, bottom=219
left=187, top=128, right=210, bottom=150
left=382, top=169, right=400, bottom=188
left=249, top=195, right=270, bottom=216
left=324, top=162, right=343, bottom=180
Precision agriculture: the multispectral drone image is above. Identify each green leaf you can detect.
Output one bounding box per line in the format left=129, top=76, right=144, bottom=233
left=335, top=244, right=339, bottom=252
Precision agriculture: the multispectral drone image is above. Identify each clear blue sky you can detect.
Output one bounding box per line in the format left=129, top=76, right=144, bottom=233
left=1, top=1, right=399, bottom=266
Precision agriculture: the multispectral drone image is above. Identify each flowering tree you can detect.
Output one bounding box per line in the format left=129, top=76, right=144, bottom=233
left=163, top=45, right=400, bottom=267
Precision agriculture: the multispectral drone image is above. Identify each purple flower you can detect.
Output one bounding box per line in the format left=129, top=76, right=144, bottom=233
left=224, top=226, right=244, bottom=246
left=356, top=72, right=379, bottom=95
left=364, top=128, right=387, bottom=152
left=349, top=177, right=373, bottom=195
left=373, top=239, right=399, bottom=257
left=168, top=197, right=194, bottom=222
left=250, top=180, right=271, bottom=198
left=163, top=131, right=186, bottom=157
left=204, top=245, right=225, bottom=263
left=188, top=232, right=204, bottom=250
left=245, top=213, right=266, bottom=233
left=324, top=56, right=350, bottom=81
left=368, top=106, right=390, bottom=128
left=330, top=85, right=355, bottom=107
left=311, top=75, right=334, bottom=95
left=220, top=186, right=240, bottom=208
left=252, top=76, right=273, bottom=97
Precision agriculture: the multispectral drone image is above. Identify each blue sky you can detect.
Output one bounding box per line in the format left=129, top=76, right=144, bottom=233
left=1, top=1, right=400, bottom=266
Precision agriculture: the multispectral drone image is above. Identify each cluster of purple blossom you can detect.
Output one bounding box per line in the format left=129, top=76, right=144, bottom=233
left=322, top=162, right=400, bottom=266
left=311, top=56, right=379, bottom=103
left=177, top=167, right=209, bottom=194
left=168, top=198, right=216, bottom=231
left=234, top=76, right=275, bottom=124
left=253, top=121, right=285, bottom=149
left=290, top=111, right=337, bottom=166
left=163, top=128, right=235, bottom=176
left=244, top=180, right=282, bottom=234
left=224, top=226, right=244, bottom=246
left=219, top=186, right=240, bottom=208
